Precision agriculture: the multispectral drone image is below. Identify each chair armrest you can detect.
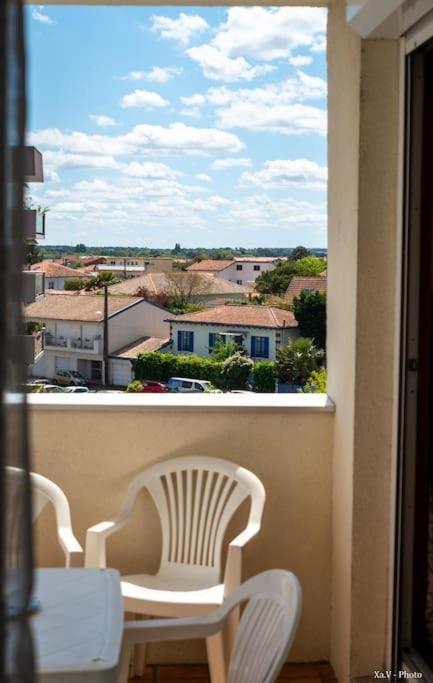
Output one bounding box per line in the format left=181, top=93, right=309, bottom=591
left=85, top=515, right=130, bottom=568
left=58, top=527, right=83, bottom=568
left=223, top=523, right=261, bottom=596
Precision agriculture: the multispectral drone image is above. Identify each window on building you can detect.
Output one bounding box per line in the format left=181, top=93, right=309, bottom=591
left=254, top=265, right=260, bottom=271
left=209, top=333, right=226, bottom=350
left=236, top=264, right=243, bottom=271
left=251, top=335, right=269, bottom=359
left=48, top=281, right=54, bottom=289
left=236, top=280, right=243, bottom=285
left=178, top=330, right=194, bottom=352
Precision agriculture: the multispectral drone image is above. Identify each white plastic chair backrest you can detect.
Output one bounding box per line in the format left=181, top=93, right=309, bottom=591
left=120, top=456, right=265, bottom=582
left=222, top=570, right=302, bottom=683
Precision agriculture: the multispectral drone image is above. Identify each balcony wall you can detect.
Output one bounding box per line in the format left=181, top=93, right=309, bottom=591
left=29, top=397, right=333, bottom=664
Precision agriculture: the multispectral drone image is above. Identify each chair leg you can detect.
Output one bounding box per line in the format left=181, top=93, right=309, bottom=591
left=206, top=632, right=227, bottom=683
left=223, top=606, right=239, bottom=664
left=131, top=614, right=147, bottom=677
left=117, top=641, right=133, bottom=683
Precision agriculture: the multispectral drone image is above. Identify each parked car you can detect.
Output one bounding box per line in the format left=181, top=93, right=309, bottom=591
left=166, top=377, right=211, bottom=393
left=27, top=378, right=52, bottom=386
left=54, top=370, right=87, bottom=387
left=63, top=386, right=91, bottom=393
left=140, top=381, right=168, bottom=393
left=43, top=385, right=66, bottom=393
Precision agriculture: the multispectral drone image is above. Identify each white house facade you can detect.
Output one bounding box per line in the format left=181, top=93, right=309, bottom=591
left=30, top=261, right=88, bottom=291
left=24, top=293, right=170, bottom=385
left=166, top=305, right=298, bottom=361
left=187, top=257, right=283, bottom=287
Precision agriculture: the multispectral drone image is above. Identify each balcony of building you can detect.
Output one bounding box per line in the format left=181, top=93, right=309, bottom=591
left=44, top=333, right=102, bottom=354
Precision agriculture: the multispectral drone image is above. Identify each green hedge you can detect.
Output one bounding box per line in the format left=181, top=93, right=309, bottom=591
left=251, top=361, right=276, bottom=393
left=134, top=352, right=279, bottom=392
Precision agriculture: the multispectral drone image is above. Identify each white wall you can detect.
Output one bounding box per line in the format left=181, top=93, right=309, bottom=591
left=218, top=261, right=278, bottom=286
left=108, top=300, right=170, bottom=353
left=45, top=276, right=85, bottom=290
left=170, top=322, right=297, bottom=361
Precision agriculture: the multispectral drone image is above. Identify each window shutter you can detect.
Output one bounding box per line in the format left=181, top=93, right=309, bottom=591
left=177, top=330, right=182, bottom=350
left=188, top=332, right=194, bottom=352
left=264, top=336, right=269, bottom=358
left=209, top=333, right=215, bottom=349
left=251, top=335, right=256, bottom=357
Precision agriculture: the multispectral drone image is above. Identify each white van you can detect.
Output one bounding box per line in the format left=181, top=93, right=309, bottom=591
left=166, top=377, right=211, bottom=393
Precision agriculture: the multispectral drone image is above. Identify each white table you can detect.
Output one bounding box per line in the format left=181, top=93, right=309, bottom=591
left=32, top=568, right=123, bottom=682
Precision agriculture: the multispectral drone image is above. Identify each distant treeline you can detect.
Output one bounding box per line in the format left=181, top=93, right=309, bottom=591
left=41, top=243, right=328, bottom=260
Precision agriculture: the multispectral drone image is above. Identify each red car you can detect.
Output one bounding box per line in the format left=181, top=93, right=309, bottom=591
left=140, top=381, right=168, bottom=393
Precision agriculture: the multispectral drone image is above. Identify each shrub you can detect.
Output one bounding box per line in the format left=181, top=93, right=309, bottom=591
left=134, top=352, right=224, bottom=387
left=252, top=361, right=276, bottom=393
left=276, top=337, right=325, bottom=386
left=64, top=278, right=86, bottom=291
left=221, top=352, right=253, bottom=390
left=304, top=367, right=327, bottom=393
left=211, top=338, right=244, bottom=361
left=125, top=380, right=145, bottom=393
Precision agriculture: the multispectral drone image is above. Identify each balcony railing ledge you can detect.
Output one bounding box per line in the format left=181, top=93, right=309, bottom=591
left=28, top=393, right=336, bottom=413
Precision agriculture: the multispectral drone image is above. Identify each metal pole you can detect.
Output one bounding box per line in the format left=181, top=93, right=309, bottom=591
left=103, top=284, right=108, bottom=385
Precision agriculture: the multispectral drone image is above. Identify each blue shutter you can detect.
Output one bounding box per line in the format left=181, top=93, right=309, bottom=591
left=188, top=331, right=194, bottom=352
left=209, top=333, right=215, bottom=349
left=221, top=334, right=226, bottom=345
left=251, top=335, right=256, bottom=357
left=263, top=336, right=269, bottom=358
left=177, top=330, right=182, bottom=351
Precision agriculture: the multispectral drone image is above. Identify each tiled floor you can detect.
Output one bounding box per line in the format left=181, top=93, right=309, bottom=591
left=129, top=662, right=338, bottom=682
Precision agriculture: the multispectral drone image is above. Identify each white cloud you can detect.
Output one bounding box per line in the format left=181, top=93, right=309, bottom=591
left=119, top=66, right=182, bottom=83
left=289, top=55, right=313, bottom=67
left=186, top=45, right=274, bottom=83
left=211, top=158, right=252, bottom=170
left=151, top=13, right=209, bottom=47
left=240, top=159, right=327, bottom=190
left=89, top=114, right=117, bottom=127
left=120, top=89, right=169, bottom=109
left=217, top=101, right=327, bottom=136
left=43, top=150, right=120, bottom=171
left=180, top=94, right=206, bottom=107
left=29, top=122, right=244, bottom=157
left=195, top=173, right=211, bottom=182
left=212, top=7, right=326, bottom=61
left=31, top=6, right=54, bottom=25
left=122, top=162, right=181, bottom=180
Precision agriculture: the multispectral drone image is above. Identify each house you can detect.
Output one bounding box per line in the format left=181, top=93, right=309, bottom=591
left=166, top=304, right=298, bottom=360
left=108, top=271, right=252, bottom=307
left=286, top=275, right=327, bottom=302
left=24, top=292, right=170, bottom=385
left=30, top=261, right=87, bottom=291
left=187, top=257, right=283, bottom=287
left=96, top=256, right=174, bottom=278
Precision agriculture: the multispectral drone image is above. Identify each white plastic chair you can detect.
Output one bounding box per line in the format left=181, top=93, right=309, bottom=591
left=8, top=467, right=83, bottom=567
left=118, top=569, right=302, bottom=683
left=85, top=456, right=265, bottom=681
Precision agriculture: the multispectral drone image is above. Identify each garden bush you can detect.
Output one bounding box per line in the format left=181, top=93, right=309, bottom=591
left=252, top=361, right=277, bottom=393
left=304, top=367, right=327, bottom=393
left=125, top=380, right=144, bottom=393
left=276, top=337, right=324, bottom=386
left=221, top=353, right=253, bottom=390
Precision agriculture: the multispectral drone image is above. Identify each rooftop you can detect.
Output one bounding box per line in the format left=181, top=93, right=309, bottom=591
left=166, top=304, right=297, bottom=329
left=109, top=272, right=252, bottom=297
left=233, top=256, right=284, bottom=263
left=186, top=260, right=233, bottom=273
left=286, top=276, right=327, bottom=298
left=30, top=261, right=87, bottom=279
left=24, top=293, right=144, bottom=322
left=112, top=336, right=171, bottom=358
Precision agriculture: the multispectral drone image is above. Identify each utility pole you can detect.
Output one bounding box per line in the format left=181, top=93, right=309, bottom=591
left=103, top=284, right=109, bottom=386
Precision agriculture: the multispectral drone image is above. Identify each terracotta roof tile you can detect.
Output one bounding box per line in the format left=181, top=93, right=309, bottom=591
left=109, top=272, right=251, bottom=296
left=30, top=261, right=87, bottom=279
left=186, top=260, right=233, bottom=272
left=166, top=304, right=297, bottom=329
left=286, top=276, right=327, bottom=299
left=112, top=336, right=171, bottom=358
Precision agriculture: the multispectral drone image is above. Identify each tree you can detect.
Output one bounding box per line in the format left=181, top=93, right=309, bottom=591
left=276, top=337, right=325, bottom=386
left=173, top=243, right=182, bottom=253
left=211, top=338, right=244, bottom=361
left=294, top=257, right=326, bottom=277
left=74, top=243, right=87, bottom=253
left=163, top=272, right=211, bottom=310
left=289, top=246, right=311, bottom=262
left=255, top=262, right=296, bottom=294
left=84, top=271, right=120, bottom=291
left=221, top=352, right=253, bottom=390
left=293, top=290, right=327, bottom=349
left=64, top=278, right=86, bottom=291
left=24, top=243, right=44, bottom=267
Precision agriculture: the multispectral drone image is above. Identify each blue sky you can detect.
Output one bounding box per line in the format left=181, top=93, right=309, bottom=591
left=26, top=6, right=327, bottom=248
